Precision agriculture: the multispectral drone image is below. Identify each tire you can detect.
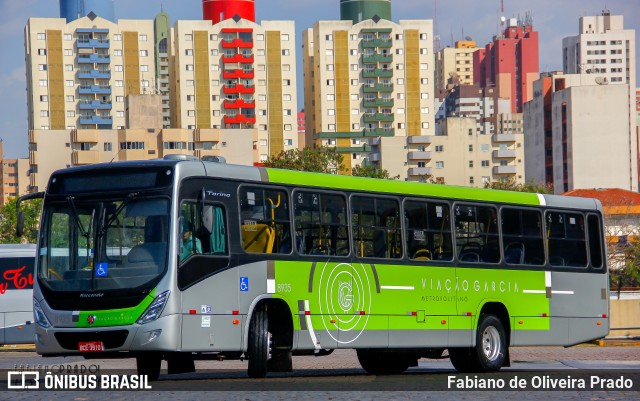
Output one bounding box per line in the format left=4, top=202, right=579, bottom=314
left=449, top=314, right=507, bottom=373
left=357, top=350, right=412, bottom=375
left=136, top=353, right=161, bottom=381
left=247, top=307, right=270, bottom=378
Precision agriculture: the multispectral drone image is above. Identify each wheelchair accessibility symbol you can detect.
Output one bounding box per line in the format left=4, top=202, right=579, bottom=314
left=95, top=263, right=108, bottom=277
left=240, top=277, right=249, bottom=292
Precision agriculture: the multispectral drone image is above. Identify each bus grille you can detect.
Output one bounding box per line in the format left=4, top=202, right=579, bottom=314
left=54, top=330, right=129, bottom=351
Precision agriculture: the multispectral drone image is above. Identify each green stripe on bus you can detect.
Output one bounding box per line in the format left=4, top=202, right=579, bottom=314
left=75, top=289, right=156, bottom=328
left=265, top=169, right=541, bottom=206
left=273, top=261, right=550, bottom=333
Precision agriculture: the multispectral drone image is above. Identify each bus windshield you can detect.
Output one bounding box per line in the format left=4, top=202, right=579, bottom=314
left=38, top=196, right=170, bottom=292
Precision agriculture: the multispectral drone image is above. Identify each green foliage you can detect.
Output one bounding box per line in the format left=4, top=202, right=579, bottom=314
left=262, top=146, right=344, bottom=174
left=352, top=164, right=399, bottom=180
left=484, top=179, right=554, bottom=194
left=610, top=240, right=640, bottom=290
left=0, top=197, right=42, bottom=244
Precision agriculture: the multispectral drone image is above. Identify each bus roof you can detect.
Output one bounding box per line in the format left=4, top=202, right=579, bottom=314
left=47, top=158, right=601, bottom=212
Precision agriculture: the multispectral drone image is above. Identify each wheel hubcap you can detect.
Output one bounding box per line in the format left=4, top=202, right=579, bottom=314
left=482, top=326, right=501, bottom=361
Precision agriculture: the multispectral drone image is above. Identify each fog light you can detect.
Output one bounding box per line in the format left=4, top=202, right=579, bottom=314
left=144, top=329, right=162, bottom=345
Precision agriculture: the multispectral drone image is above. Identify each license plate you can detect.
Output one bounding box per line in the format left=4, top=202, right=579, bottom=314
left=78, top=341, right=103, bottom=352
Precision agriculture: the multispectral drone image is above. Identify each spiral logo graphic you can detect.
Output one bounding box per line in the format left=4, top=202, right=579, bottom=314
left=317, top=262, right=372, bottom=344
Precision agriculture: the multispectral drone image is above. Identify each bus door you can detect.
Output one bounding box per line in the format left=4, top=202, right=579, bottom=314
left=178, top=182, right=235, bottom=352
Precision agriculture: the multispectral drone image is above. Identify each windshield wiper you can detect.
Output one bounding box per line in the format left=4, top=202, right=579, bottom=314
left=97, top=192, right=139, bottom=237
left=67, top=196, right=92, bottom=240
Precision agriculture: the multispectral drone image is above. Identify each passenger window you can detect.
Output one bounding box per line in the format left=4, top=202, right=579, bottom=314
left=501, top=208, right=545, bottom=265
left=180, top=202, right=227, bottom=263
left=546, top=211, right=587, bottom=267
left=293, top=191, right=349, bottom=256
left=352, top=196, right=402, bottom=259
left=239, top=187, right=291, bottom=254
left=587, top=214, right=604, bottom=268
left=404, top=200, right=453, bottom=261
left=454, top=204, right=500, bottom=263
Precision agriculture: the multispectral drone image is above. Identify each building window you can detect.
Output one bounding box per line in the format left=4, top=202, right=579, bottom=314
left=284, top=124, right=292, bottom=131
left=481, top=160, right=490, bottom=167
left=66, top=95, right=74, bottom=102
left=185, top=49, right=193, bottom=56
left=328, top=109, right=335, bottom=116
left=469, top=144, right=473, bottom=151
left=40, top=110, right=49, bottom=117
left=469, top=161, right=474, bottom=168
left=435, top=161, right=444, bottom=169
left=139, top=50, right=148, bottom=57
left=139, top=34, right=147, bottom=41
left=66, top=80, right=74, bottom=87
left=282, top=49, right=290, bottom=56
left=257, top=34, right=264, bottom=41
left=39, top=80, right=48, bottom=87
left=327, top=79, right=334, bottom=86
left=64, top=33, right=72, bottom=40
left=186, top=64, right=194, bottom=71
left=325, top=34, right=333, bottom=41
left=67, top=111, right=75, bottom=117
left=469, top=177, right=474, bottom=185
left=283, top=94, right=292, bottom=101
left=113, top=34, right=122, bottom=41
left=185, top=34, right=193, bottom=41
left=37, top=49, right=47, bottom=56
left=435, top=145, right=444, bottom=152
left=40, top=95, right=48, bottom=102
left=104, top=142, right=112, bottom=151
left=65, top=64, right=73, bottom=71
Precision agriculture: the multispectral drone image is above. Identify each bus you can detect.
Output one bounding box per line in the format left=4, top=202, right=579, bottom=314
left=0, top=244, right=36, bottom=345
left=18, top=155, right=609, bottom=379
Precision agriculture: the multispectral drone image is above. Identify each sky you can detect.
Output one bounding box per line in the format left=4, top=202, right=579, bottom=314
left=0, top=0, right=638, bottom=158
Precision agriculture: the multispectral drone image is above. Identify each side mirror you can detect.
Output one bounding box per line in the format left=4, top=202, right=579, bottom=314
left=16, top=212, right=25, bottom=238
left=15, top=192, right=45, bottom=238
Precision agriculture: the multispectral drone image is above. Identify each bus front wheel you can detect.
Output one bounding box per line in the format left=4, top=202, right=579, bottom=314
left=247, top=307, right=271, bottom=378
left=136, top=353, right=161, bottom=381
left=449, top=314, right=506, bottom=373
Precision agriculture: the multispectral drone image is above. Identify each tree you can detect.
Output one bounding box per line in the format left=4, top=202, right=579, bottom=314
left=262, top=146, right=344, bottom=174
left=352, top=164, right=399, bottom=180
left=484, top=178, right=554, bottom=194
left=0, top=197, right=42, bottom=244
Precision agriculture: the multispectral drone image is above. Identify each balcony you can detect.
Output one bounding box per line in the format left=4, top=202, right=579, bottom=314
left=79, top=100, right=112, bottom=110
left=363, top=113, right=394, bottom=123
left=407, top=136, right=433, bottom=144
left=362, top=54, right=393, bottom=63
left=369, top=152, right=382, bottom=162
left=224, top=99, right=256, bottom=109
left=493, top=165, right=517, bottom=175
left=336, top=144, right=372, bottom=153
left=72, top=130, right=99, bottom=143
left=492, top=133, right=517, bottom=143
left=364, top=98, right=394, bottom=108
left=408, top=167, right=433, bottom=176
left=362, top=128, right=395, bottom=137
left=79, top=85, right=111, bottom=95
left=222, top=53, right=254, bottom=63
left=223, top=69, right=255, bottom=79
left=362, top=68, right=393, bottom=78
left=361, top=39, right=393, bottom=48
left=408, top=151, right=432, bottom=160
left=194, top=129, right=221, bottom=142
left=221, top=38, right=253, bottom=49
left=223, top=84, right=255, bottom=95
left=78, top=69, right=111, bottom=79
left=77, top=28, right=109, bottom=34
left=72, top=150, right=99, bottom=165
left=76, top=39, right=110, bottom=49
left=492, top=149, right=517, bottom=159
left=77, top=54, right=110, bottom=64
left=363, top=83, right=394, bottom=93
left=80, top=115, right=113, bottom=125
left=224, top=114, right=256, bottom=125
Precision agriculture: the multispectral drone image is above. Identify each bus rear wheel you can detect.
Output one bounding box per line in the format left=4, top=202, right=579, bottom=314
left=357, top=350, right=412, bottom=375
left=136, top=353, right=161, bottom=381
left=449, top=314, right=506, bottom=372
left=247, top=307, right=271, bottom=378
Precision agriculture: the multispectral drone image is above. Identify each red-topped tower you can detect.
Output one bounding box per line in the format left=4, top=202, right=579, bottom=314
left=203, top=0, right=256, bottom=24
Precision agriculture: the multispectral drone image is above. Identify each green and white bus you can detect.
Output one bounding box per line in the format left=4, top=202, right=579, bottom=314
left=20, top=156, right=609, bottom=379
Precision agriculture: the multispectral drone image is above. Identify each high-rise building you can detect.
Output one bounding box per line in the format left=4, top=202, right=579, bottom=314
left=303, top=0, right=434, bottom=180
left=203, top=0, right=256, bottom=25
left=155, top=10, right=172, bottom=128
left=436, top=84, right=525, bottom=185
left=297, top=110, right=306, bottom=149
left=474, top=17, right=539, bottom=113
left=59, top=0, right=115, bottom=23
left=25, top=16, right=157, bottom=132
left=434, top=40, right=478, bottom=90
left=171, top=16, right=298, bottom=163
left=524, top=72, right=637, bottom=193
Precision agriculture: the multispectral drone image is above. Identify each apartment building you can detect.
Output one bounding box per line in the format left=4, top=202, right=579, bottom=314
left=524, top=73, right=636, bottom=193
left=25, top=16, right=157, bottom=132
left=154, top=10, right=172, bottom=128
left=434, top=40, right=478, bottom=90
left=303, top=1, right=434, bottom=180
left=0, top=141, right=29, bottom=205
left=171, top=17, right=298, bottom=163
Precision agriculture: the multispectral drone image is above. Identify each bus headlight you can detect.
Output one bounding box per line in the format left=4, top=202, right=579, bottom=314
left=33, top=298, right=52, bottom=328
left=137, top=290, right=170, bottom=325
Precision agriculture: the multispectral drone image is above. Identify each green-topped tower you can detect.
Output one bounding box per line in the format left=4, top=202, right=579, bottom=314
left=340, top=0, right=391, bottom=23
